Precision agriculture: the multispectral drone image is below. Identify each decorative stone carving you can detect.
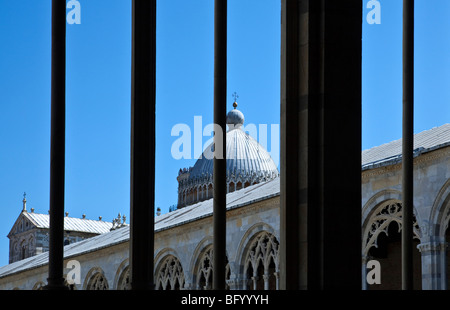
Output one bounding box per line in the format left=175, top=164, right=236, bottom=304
left=177, top=170, right=279, bottom=208
left=155, top=256, right=185, bottom=290
left=363, top=201, right=421, bottom=256
left=243, top=231, right=279, bottom=290
left=86, top=272, right=109, bottom=290
left=195, top=247, right=230, bottom=290
left=417, top=242, right=447, bottom=253
left=117, top=266, right=130, bottom=290
left=110, top=213, right=127, bottom=231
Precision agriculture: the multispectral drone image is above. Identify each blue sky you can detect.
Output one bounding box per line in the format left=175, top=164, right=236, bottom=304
left=0, top=0, right=448, bottom=267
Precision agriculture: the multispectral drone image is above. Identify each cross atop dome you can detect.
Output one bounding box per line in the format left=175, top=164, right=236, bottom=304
left=232, top=92, right=239, bottom=106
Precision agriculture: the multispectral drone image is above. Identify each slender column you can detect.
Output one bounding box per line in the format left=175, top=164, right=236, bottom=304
left=263, top=273, right=270, bottom=290
left=130, top=0, right=156, bottom=290
left=274, top=271, right=280, bottom=290
left=402, top=0, right=414, bottom=291
left=213, top=0, right=227, bottom=290
left=442, top=242, right=448, bottom=289
left=252, top=276, right=258, bottom=290
left=45, top=0, right=67, bottom=290
left=417, top=241, right=446, bottom=290
left=280, top=0, right=362, bottom=289
left=362, top=256, right=368, bottom=290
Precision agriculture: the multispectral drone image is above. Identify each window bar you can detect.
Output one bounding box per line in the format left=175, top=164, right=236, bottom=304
left=45, top=0, right=67, bottom=290
left=402, top=0, right=414, bottom=291
left=213, top=0, right=227, bottom=290
left=130, top=0, right=157, bottom=290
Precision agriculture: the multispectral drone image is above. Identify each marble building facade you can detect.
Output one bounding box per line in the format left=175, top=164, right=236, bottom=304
left=0, top=123, right=448, bottom=290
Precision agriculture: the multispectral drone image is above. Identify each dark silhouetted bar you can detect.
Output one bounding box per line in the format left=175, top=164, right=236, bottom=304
left=213, top=0, right=227, bottom=290
left=44, top=0, right=67, bottom=291
left=129, top=0, right=156, bottom=290
left=402, top=0, right=414, bottom=291
left=280, top=0, right=362, bottom=289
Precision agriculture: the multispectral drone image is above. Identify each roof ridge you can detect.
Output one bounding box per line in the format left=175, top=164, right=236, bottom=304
left=363, top=123, right=450, bottom=153
left=18, top=211, right=114, bottom=234
left=362, top=123, right=450, bottom=167
left=25, top=211, right=110, bottom=222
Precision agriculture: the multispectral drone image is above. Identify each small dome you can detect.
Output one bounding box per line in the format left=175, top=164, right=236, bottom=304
left=176, top=100, right=279, bottom=208
left=226, top=101, right=245, bottom=128
left=188, top=125, right=279, bottom=180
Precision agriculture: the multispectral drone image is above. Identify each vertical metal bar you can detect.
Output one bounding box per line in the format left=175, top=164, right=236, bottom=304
left=213, top=0, right=227, bottom=290
left=45, top=0, right=67, bottom=290
left=130, top=0, right=156, bottom=290
left=402, top=0, right=414, bottom=291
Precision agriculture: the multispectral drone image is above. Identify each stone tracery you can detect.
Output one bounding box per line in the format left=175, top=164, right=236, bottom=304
left=155, top=255, right=185, bottom=290
left=194, top=246, right=230, bottom=290
left=243, top=231, right=279, bottom=290
left=363, top=201, right=421, bottom=256
left=86, top=271, right=109, bottom=290
left=117, top=266, right=130, bottom=290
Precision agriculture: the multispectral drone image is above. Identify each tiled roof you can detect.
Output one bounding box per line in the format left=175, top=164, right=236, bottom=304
left=0, top=226, right=129, bottom=279
left=0, top=178, right=280, bottom=278
left=362, top=123, right=450, bottom=169
left=155, top=177, right=280, bottom=230
left=22, top=212, right=113, bottom=234
left=1, top=124, right=449, bottom=279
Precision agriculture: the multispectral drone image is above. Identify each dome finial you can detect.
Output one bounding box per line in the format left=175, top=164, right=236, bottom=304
left=232, top=92, right=239, bottom=109
left=226, top=93, right=244, bottom=129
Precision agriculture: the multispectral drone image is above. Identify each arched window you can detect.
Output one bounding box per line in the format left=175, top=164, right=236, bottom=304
left=195, top=246, right=230, bottom=290
left=229, top=182, right=235, bottom=193
left=32, top=281, right=45, bottom=290
left=117, top=266, right=130, bottom=290
left=155, top=255, right=185, bottom=290
left=363, top=201, right=422, bottom=290
left=208, top=184, right=213, bottom=199
left=20, top=240, right=27, bottom=260
left=86, top=272, right=109, bottom=290
left=236, top=181, right=242, bottom=191
left=243, top=231, right=279, bottom=290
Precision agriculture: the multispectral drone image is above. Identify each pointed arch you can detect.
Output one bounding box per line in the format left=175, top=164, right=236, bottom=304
left=362, top=190, right=422, bottom=257
left=113, top=258, right=130, bottom=290
left=429, top=179, right=450, bottom=237
left=237, top=225, right=279, bottom=290
left=83, top=267, right=109, bottom=290
left=191, top=241, right=230, bottom=290
left=363, top=199, right=421, bottom=257
left=154, top=248, right=185, bottom=290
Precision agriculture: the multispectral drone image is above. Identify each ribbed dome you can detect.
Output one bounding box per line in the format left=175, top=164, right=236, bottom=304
left=177, top=102, right=279, bottom=208
left=189, top=104, right=278, bottom=180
